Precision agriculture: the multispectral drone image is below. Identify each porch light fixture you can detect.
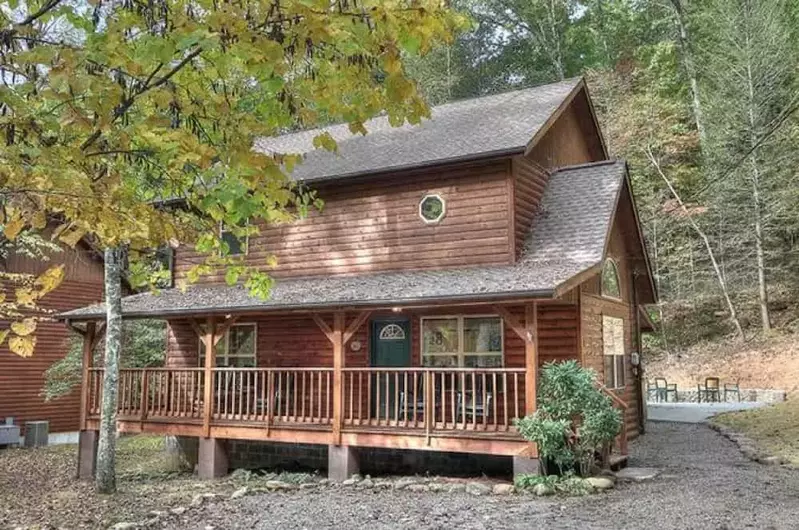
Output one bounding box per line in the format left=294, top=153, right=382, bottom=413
left=391, top=307, right=402, bottom=313
left=419, top=194, right=446, bottom=224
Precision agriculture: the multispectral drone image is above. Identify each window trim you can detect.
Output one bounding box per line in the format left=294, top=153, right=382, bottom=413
left=219, top=221, right=250, bottom=256
left=418, top=193, right=446, bottom=224
left=420, top=314, right=504, bottom=367
left=601, top=315, right=626, bottom=390
left=600, top=258, right=622, bottom=301
left=198, top=322, right=258, bottom=367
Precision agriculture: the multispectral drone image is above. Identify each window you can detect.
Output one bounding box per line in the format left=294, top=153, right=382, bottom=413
left=153, top=246, right=174, bottom=288
left=219, top=222, right=248, bottom=256
left=601, top=259, right=621, bottom=299
left=379, top=323, right=406, bottom=340
left=419, top=194, right=446, bottom=224
left=199, top=323, right=257, bottom=367
left=602, top=316, right=625, bottom=389
left=421, top=316, right=503, bottom=368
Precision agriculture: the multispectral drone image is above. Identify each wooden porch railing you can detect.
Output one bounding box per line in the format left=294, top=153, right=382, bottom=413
left=597, top=382, right=629, bottom=456
left=342, top=368, right=526, bottom=433
left=85, top=366, right=527, bottom=438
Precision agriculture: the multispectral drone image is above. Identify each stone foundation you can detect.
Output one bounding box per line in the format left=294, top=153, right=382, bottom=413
left=648, top=388, right=786, bottom=404
left=227, top=441, right=513, bottom=478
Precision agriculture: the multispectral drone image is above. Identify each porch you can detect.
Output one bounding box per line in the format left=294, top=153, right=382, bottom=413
left=73, top=301, right=629, bottom=480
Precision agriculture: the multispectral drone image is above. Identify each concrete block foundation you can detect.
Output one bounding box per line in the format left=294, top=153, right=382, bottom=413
left=198, top=438, right=228, bottom=479
left=328, top=445, right=360, bottom=482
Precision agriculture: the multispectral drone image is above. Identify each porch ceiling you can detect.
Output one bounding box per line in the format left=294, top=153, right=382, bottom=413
left=60, top=160, right=625, bottom=321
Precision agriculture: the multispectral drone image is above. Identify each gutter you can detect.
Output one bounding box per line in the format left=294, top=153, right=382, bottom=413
left=57, top=286, right=556, bottom=322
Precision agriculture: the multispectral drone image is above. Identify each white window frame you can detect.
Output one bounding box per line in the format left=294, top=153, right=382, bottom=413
left=602, top=315, right=625, bottom=389
left=198, top=322, right=257, bottom=367
left=219, top=221, right=250, bottom=256
left=420, top=315, right=504, bottom=367
left=418, top=194, right=446, bottom=224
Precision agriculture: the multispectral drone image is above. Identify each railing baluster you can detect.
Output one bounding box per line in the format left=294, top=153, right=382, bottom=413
left=292, top=371, right=298, bottom=422
left=513, top=372, right=519, bottom=422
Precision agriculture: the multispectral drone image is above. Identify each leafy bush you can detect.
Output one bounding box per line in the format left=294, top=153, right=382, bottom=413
left=514, top=472, right=594, bottom=496
left=515, top=360, right=623, bottom=476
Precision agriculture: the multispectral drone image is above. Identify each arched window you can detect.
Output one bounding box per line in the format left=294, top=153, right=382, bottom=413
left=379, top=323, right=406, bottom=340
left=601, top=259, right=621, bottom=299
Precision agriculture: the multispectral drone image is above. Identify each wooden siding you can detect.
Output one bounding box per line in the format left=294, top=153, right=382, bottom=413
left=0, top=280, right=104, bottom=433
left=578, top=184, right=645, bottom=438
left=528, top=90, right=606, bottom=170
left=511, top=156, right=550, bottom=259
left=174, top=159, right=514, bottom=284
left=164, top=302, right=579, bottom=372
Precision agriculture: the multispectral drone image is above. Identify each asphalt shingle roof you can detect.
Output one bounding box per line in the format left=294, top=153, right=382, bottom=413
left=254, top=78, right=583, bottom=182
left=61, top=160, right=626, bottom=320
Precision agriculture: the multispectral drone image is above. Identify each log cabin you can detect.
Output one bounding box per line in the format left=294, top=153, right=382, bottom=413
left=0, top=239, right=105, bottom=442
left=62, top=77, right=656, bottom=480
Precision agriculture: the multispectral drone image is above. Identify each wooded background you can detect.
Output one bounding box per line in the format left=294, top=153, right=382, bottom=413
left=405, top=0, right=799, bottom=351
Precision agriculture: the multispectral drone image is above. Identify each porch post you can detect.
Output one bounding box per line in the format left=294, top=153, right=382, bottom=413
left=524, top=302, right=538, bottom=415
left=77, top=322, right=97, bottom=479
left=202, top=317, right=215, bottom=438
left=332, top=312, right=344, bottom=446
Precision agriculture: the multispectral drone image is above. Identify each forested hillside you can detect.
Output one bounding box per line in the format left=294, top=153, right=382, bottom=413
left=408, top=0, right=799, bottom=359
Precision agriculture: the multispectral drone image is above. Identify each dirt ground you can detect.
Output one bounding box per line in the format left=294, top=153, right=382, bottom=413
left=3, top=423, right=799, bottom=529
left=645, top=332, right=799, bottom=395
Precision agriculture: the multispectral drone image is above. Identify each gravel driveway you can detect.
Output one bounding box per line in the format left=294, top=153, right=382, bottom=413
left=179, top=422, right=799, bottom=530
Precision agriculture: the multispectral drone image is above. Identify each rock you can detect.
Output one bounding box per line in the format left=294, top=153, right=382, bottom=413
left=394, top=477, right=423, bottom=490
left=110, top=523, right=137, bottom=530
left=492, top=483, right=515, bottom=495
left=427, top=483, right=447, bottom=493
left=465, top=482, right=492, bottom=496
left=533, top=484, right=554, bottom=496
left=147, top=511, right=165, bottom=518
left=585, top=477, right=614, bottom=490
left=407, top=484, right=430, bottom=492
left=264, top=480, right=296, bottom=491
left=447, top=483, right=466, bottom=493
left=614, top=467, right=661, bottom=482
left=300, top=483, right=318, bottom=490
left=358, top=478, right=374, bottom=488
left=342, top=478, right=359, bottom=486
left=170, top=507, right=187, bottom=515
left=231, top=487, right=249, bottom=499
left=758, top=455, right=782, bottom=465
left=189, top=495, right=204, bottom=507
left=374, top=480, right=393, bottom=489
left=350, top=474, right=362, bottom=481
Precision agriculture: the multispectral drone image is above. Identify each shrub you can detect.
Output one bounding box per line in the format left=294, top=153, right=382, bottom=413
left=515, top=360, right=623, bottom=476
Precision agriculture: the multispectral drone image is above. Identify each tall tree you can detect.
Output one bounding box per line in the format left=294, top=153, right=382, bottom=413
left=701, top=0, right=797, bottom=331
left=2, top=0, right=464, bottom=493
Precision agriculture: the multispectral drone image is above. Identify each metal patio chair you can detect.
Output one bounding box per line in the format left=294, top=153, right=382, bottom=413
left=654, top=377, right=677, bottom=402
left=724, top=380, right=741, bottom=402
left=698, top=377, right=720, bottom=403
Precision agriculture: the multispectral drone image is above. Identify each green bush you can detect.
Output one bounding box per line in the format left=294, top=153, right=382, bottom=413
left=514, top=472, right=594, bottom=496
left=514, top=360, right=623, bottom=476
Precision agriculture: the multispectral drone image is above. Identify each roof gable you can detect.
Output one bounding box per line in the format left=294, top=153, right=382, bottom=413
left=256, top=78, right=586, bottom=182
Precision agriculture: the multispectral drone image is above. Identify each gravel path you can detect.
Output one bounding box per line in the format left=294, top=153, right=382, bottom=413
left=179, top=422, right=799, bottom=530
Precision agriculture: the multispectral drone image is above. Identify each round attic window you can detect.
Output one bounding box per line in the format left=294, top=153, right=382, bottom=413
left=419, top=194, right=446, bottom=224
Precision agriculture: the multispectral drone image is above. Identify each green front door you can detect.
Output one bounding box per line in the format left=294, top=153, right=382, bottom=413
left=370, top=319, right=411, bottom=420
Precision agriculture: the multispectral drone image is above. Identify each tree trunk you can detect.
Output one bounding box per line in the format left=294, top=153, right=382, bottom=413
left=744, top=25, right=771, bottom=331
left=648, top=148, right=745, bottom=340
left=95, top=246, right=124, bottom=494
left=669, top=0, right=706, bottom=149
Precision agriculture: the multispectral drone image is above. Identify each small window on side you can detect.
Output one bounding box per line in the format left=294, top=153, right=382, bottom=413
left=419, top=194, right=446, bottom=224
left=220, top=222, right=248, bottom=256
left=601, top=259, right=621, bottom=299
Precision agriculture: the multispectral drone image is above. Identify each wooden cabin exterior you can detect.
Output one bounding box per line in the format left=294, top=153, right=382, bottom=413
left=0, top=241, right=105, bottom=437
left=63, top=77, right=655, bottom=480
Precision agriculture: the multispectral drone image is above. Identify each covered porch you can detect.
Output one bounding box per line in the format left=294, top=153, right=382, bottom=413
left=72, top=300, right=559, bottom=480
left=69, top=286, right=630, bottom=480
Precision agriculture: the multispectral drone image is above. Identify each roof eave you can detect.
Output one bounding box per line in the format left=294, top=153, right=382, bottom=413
left=58, top=286, right=557, bottom=322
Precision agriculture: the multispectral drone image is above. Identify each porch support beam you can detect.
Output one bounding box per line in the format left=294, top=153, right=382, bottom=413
left=492, top=303, right=538, bottom=415
left=343, top=311, right=371, bottom=345
left=78, top=321, right=99, bottom=480
left=313, top=315, right=334, bottom=343
left=332, top=312, right=345, bottom=445
left=202, top=316, right=216, bottom=438
left=79, top=322, right=97, bottom=431
left=524, top=302, right=538, bottom=415
left=213, top=315, right=240, bottom=346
